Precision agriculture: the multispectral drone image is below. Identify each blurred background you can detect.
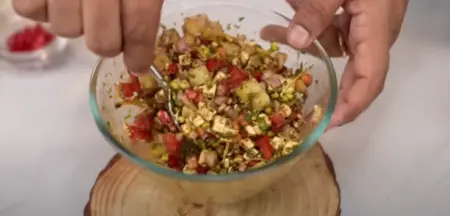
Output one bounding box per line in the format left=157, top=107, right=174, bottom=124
left=1, top=0, right=450, bottom=216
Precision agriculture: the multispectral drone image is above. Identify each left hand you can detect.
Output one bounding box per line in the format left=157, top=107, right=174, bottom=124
left=261, top=0, right=409, bottom=131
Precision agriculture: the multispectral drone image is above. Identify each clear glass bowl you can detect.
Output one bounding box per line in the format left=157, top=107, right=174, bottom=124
left=0, top=11, right=68, bottom=69
left=89, top=2, right=337, bottom=204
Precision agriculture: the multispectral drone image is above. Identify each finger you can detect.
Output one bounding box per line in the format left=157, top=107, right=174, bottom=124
left=261, top=24, right=341, bottom=57
left=327, top=43, right=389, bottom=130
left=121, top=0, right=164, bottom=74
left=12, top=0, right=48, bottom=22
left=82, top=0, right=122, bottom=57
left=260, top=13, right=350, bottom=57
left=48, top=0, right=82, bottom=38
left=286, top=0, right=343, bottom=49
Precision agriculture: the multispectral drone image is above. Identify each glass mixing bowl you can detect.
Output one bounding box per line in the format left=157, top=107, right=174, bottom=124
left=89, top=2, right=338, bottom=204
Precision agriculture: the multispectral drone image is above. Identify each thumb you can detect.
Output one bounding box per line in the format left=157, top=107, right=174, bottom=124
left=286, top=0, right=343, bottom=49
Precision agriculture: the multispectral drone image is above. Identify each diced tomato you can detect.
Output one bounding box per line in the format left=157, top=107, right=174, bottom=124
left=120, top=83, right=135, bottom=98
left=256, top=135, right=274, bottom=160
left=226, top=66, right=249, bottom=89
left=157, top=110, right=174, bottom=127
left=163, top=133, right=182, bottom=155
left=128, top=126, right=151, bottom=142
left=206, top=59, right=218, bottom=72
left=168, top=154, right=183, bottom=171
left=270, top=112, right=286, bottom=132
left=133, top=112, right=153, bottom=130
left=120, top=74, right=142, bottom=98
left=196, top=93, right=204, bottom=103
left=185, top=89, right=199, bottom=101
left=247, top=160, right=261, bottom=167
left=253, top=71, right=263, bottom=82
left=206, top=58, right=228, bottom=73
left=167, top=63, right=179, bottom=75
left=196, top=165, right=209, bottom=174
left=129, top=74, right=142, bottom=91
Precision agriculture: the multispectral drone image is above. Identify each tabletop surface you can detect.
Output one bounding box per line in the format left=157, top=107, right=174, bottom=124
left=1, top=0, right=449, bottom=215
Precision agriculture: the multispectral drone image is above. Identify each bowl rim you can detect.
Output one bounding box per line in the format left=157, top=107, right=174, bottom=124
left=89, top=3, right=338, bottom=182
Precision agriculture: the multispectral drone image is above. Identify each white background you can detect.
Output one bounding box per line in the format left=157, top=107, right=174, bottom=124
left=1, top=0, right=450, bottom=215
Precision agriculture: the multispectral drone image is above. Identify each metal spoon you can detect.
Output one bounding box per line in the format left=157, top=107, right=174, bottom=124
left=148, top=65, right=182, bottom=131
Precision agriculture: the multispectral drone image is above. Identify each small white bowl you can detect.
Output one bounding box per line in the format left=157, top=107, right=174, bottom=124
left=0, top=12, right=68, bottom=69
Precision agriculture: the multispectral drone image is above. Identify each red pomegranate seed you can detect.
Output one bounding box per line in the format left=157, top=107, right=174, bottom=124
left=7, top=24, right=55, bottom=53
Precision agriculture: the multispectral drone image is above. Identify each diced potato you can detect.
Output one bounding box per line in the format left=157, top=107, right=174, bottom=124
left=295, top=79, right=307, bottom=93
left=181, top=124, right=192, bottom=135
left=201, top=21, right=225, bottom=40
left=153, top=54, right=170, bottom=71
left=241, top=44, right=256, bottom=55
left=182, top=106, right=195, bottom=117
left=251, top=92, right=270, bottom=111
left=235, top=79, right=264, bottom=103
left=188, top=65, right=211, bottom=86
left=169, top=78, right=190, bottom=90
left=246, top=55, right=263, bottom=69
left=183, top=14, right=208, bottom=35
left=222, top=42, right=240, bottom=56
left=138, top=75, right=158, bottom=91
left=159, top=28, right=180, bottom=46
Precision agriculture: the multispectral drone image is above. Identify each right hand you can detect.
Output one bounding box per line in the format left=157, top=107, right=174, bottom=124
left=12, top=0, right=164, bottom=73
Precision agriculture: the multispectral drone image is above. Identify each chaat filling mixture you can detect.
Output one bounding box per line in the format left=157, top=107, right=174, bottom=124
left=114, top=14, right=323, bottom=175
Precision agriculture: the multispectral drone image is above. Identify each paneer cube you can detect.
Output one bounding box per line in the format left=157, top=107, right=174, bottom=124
left=271, top=136, right=285, bottom=150
left=278, top=104, right=292, bottom=118
left=240, top=138, right=255, bottom=149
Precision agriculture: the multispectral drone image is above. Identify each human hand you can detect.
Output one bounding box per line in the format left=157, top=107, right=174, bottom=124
left=261, top=0, right=409, bottom=131
left=12, top=0, right=164, bottom=73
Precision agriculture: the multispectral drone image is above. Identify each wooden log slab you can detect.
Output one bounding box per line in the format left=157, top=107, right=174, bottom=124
left=84, top=143, right=341, bottom=216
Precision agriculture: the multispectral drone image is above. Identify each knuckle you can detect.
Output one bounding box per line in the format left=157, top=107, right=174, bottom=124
left=300, top=1, right=330, bottom=27
left=86, top=39, right=121, bottom=57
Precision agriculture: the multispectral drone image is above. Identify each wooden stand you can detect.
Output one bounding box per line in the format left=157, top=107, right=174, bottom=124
left=84, top=144, right=341, bottom=216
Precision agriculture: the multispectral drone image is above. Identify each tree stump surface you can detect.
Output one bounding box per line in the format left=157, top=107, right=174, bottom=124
left=84, top=144, right=341, bottom=216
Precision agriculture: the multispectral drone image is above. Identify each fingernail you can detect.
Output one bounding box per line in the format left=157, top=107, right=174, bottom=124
left=287, top=24, right=311, bottom=49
